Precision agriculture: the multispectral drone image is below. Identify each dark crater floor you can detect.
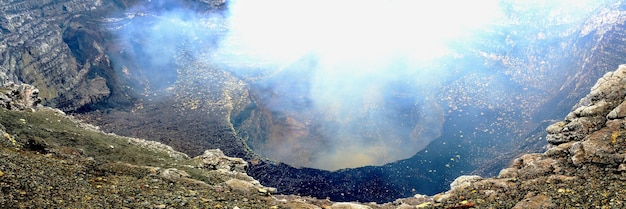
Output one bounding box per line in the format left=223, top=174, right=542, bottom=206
left=69, top=0, right=626, bottom=204
left=74, top=94, right=552, bottom=203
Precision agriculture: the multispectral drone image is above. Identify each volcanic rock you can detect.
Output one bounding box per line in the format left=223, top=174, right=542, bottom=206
left=0, top=0, right=227, bottom=111
left=7, top=0, right=626, bottom=205
left=63, top=0, right=626, bottom=203
left=0, top=0, right=112, bottom=110
left=427, top=64, right=626, bottom=208
left=8, top=60, right=626, bottom=208
left=511, top=194, right=555, bottom=209
left=547, top=65, right=626, bottom=145
left=0, top=82, right=42, bottom=111
left=192, top=149, right=248, bottom=173
left=330, top=202, right=373, bottom=209
left=449, top=175, right=483, bottom=191
left=0, top=83, right=288, bottom=208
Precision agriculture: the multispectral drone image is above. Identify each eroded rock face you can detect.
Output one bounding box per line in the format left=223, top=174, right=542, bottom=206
left=0, top=0, right=115, bottom=111
left=427, top=64, right=626, bottom=208
left=547, top=65, right=626, bottom=145
left=0, top=82, right=42, bottom=111
left=0, top=0, right=226, bottom=111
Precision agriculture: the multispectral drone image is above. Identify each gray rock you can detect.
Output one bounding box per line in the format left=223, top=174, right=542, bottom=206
left=0, top=82, right=41, bottom=111
left=0, top=0, right=225, bottom=111
left=569, top=142, right=585, bottom=166
left=497, top=168, right=519, bottom=178
left=224, top=179, right=257, bottom=193
left=546, top=65, right=626, bottom=145
left=607, top=100, right=626, bottom=119
left=512, top=194, right=555, bottom=209
left=0, top=0, right=107, bottom=111
left=194, top=149, right=248, bottom=173
left=126, top=137, right=190, bottom=160
left=450, top=175, right=483, bottom=191
left=515, top=154, right=558, bottom=179
left=159, top=168, right=191, bottom=181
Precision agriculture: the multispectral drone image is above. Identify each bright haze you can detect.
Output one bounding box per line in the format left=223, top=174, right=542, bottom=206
left=108, top=0, right=613, bottom=170
left=209, top=0, right=501, bottom=170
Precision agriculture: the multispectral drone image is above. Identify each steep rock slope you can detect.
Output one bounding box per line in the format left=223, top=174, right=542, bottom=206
left=0, top=83, right=283, bottom=208
left=0, top=0, right=225, bottom=111
left=474, top=1, right=626, bottom=177
left=423, top=64, right=626, bottom=208
left=0, top=0, right=126, bottom=110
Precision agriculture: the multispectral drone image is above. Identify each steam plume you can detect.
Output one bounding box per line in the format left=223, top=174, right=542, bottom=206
left=106, top=0, right=611, bottom=170
left=206, top=0, right=502, bottom=170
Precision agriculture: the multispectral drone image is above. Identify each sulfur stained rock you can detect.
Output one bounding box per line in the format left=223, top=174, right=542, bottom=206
left=544, top=141, right=576, bottom=158
left=573, top=100, right=611, bottom=117
left=472, top=178, right=517, bottom=191
left=560, top=118, right=626, bottom=167
left=582, top=139, right=615, bottom=164
left=432, top=193, right=451, bottom=203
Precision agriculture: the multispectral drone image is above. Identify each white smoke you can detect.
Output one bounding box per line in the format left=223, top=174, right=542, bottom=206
left=206, top=0, right=502, bottom=170
left=106, top=0, right=612, bottom=170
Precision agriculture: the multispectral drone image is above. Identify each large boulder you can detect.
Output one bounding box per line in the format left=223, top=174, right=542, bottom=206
left=0, top=82, right=41, bottom=111
left=193, top=149, right=248, bottom=173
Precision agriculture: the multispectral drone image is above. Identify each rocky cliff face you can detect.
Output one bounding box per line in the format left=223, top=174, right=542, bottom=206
left=473, top=1, right=626, bottom=177
left=0, top=0, right=226, bottom=111
left=420, top=64, right=626, bottom=208
left=1, top=0, right=118, bottom=111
